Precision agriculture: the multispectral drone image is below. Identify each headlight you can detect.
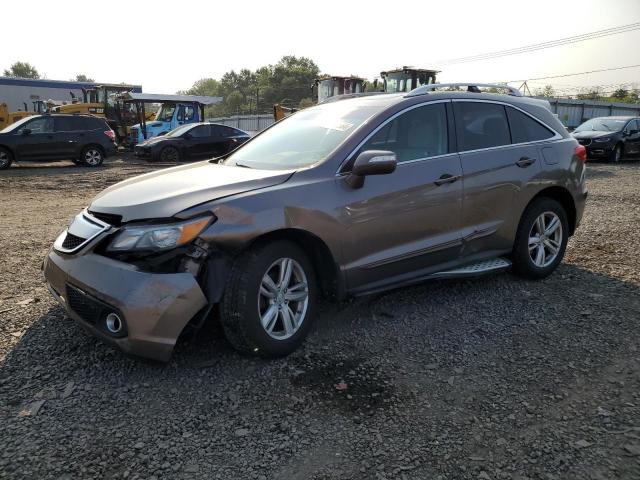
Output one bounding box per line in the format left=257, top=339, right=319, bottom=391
left=593, top=137, right=611, bottom=143
left=107, top=215, right=213, bottom=252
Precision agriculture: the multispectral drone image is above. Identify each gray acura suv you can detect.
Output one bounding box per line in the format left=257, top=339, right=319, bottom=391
left=43, top=83, right=587, bottom=361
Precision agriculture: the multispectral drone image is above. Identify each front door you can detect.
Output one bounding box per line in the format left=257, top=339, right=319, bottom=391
left=623, top=119, right=640, bottom=155
left=183, top=125, right=212, bottom=158
left=13, top=116, right=58, bottom=160
left=339, top=101, right=464, bottom=292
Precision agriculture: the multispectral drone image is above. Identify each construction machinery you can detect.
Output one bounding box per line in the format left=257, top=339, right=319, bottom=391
left=380, top=67, right=439, bottom=93
left=273, top=104, right=296, bottom=122
left=0, top=99, right=61, bottom=129
left=313, top=76, right=366, bottom=103
left=117, top=92, right=223, bottom=146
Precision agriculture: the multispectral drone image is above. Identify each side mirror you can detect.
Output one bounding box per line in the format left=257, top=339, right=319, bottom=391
left=630, top=129, right=639, bottom=135
left=21, top=128, right=31, bottom=136
left=345, top=150, right=397, bottom=189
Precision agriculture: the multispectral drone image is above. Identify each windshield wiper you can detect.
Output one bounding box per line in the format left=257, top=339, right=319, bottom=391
left=235, top=163, right=253, bottom=169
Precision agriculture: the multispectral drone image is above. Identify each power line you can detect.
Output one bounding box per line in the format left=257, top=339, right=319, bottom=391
left=434, top=22, right=640, bottom=65
left=505, top=64, right=640, bottom=83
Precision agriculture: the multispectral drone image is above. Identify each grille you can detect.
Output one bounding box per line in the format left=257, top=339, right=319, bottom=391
left=88, top=210, right=122, bottom=227
left=65, top=284, right=104, bottom=324
left=61, top=232, right=86, bottom=250
left=578, top=139, right=592, bottom=146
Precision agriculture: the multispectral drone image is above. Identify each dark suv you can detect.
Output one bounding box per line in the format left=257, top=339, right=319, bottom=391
left=0, top=114, right=117, bottom=169
left=43, top=83, right=587, bottom=361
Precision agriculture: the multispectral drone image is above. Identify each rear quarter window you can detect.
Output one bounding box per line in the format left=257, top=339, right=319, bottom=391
left=506, top=107, right=555, bottom=143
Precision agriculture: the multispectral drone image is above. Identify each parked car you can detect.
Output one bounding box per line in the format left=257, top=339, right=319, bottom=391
left=43, top=84, right=587, bottom=361
left=134, top=122, right=250, bottom=162
left=572, top=116, right=640, bottom=162
left=0, top=114, right=116, bottom=169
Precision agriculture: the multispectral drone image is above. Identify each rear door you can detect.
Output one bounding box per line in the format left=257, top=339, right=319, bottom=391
left=453, top=100, right=556, bottom=257
left=339, top=101, right=465, bottom=291
left=13, top=116, right=57, bottom=160
left=53, top=116, right=84, bottom=158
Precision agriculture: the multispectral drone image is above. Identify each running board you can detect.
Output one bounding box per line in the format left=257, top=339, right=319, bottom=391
left=427, top=257, right=511, bottom=279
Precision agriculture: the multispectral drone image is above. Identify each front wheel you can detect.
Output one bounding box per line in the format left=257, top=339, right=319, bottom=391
left=512, top=198, right=569, bottom=279
left=81, top=146, right=104, bottom=167
left=609, top=144, right=622, bottom=163
left=0, top=147, right=13, bottom=170
left=160, top=146, right=180, bottom=162
left=220, top=241, right=317, bottom=357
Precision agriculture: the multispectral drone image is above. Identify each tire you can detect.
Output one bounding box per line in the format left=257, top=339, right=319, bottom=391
left=609, top=143, right=622, bottom=163
left=512, top=197, right=569, bottom=280
left=81, top=146, right=104, bottom=167
left=220, top=240, right=317, bottom=357
left=0, top=147, right=13, bottom=170
left=160, top=146, right=180, bottom=162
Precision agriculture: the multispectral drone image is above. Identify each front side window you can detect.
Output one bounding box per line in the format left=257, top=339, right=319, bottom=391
left=454, top=102, right=510, bottom=151
left=17, top=117, right=53, bottom=134
left=358, top=103, right=448, bottom=163
left=625, top=119, right=639, bottom=133
left=156, top=105, right=176, bottom=122
left=179, top=105, right=195, bottom=122
left=506, top=107, right=555, bottom=143
left=189, top=125, right=210, bottom=138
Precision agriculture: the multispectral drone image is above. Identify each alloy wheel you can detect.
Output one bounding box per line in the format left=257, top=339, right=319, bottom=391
left=258, top=258, right=309, bottom=340
left=528, top=211, right=563, bottom=268
left=161, top=147, right=178, bottom=162
left=614, top=146, right=621, bottom=163
left=84, top=149, right=102, bottom=166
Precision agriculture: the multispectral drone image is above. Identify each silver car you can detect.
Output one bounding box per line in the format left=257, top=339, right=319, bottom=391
left=43, top=83, right=588, bottom=361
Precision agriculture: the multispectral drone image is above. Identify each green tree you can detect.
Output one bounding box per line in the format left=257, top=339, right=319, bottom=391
left=3, top=61, right=39, bottom=79
left=576, top=88, right=602, bottom=100
left=535, top=85, right=556, bottom=97
left=75, top=74, right=94, bottom=82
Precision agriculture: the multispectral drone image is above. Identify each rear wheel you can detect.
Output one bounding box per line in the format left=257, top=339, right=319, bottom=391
left=220, top=241, right=317, bottom=357
left=81, top=146, right=104, bottom=167
left=160, top=146, right=180, bottom=162
left=512, top=198, right=569, bottom=279
left=0, top=147, right=13, bottom=170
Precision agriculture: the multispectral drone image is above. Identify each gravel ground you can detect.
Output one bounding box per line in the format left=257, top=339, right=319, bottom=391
left=1, top=157, right=639, bottom=480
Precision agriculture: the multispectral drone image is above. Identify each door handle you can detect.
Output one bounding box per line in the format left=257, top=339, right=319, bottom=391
left=434, top=173, right=461, bottom=186
left=516, top=156, right=536, bottom=167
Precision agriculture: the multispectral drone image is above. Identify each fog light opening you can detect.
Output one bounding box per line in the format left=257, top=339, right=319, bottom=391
left=105, top=312, right=123, bottom=334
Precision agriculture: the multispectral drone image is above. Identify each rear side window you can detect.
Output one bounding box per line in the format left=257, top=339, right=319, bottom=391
left=454, top=102, right=510, bottom=151
left=360, top=103, right=448, bottom=163
left=55, top=116, right=103, bottom=131
left=506, top=107, right=554, bottom=143
left=220, top=126, right=240, bottom=137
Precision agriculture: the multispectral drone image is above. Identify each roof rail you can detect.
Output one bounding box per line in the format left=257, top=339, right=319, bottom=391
left=407, top=83, right=522, bottom=97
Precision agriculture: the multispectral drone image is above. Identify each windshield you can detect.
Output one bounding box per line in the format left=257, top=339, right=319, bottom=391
left=167, top=124, right=195, bottom=138
left=225, top=100, right=384, bottom=170
left=155, top=104, right=176, bottom=122
left=575, top=118, right=628, bottom=132
left=385, top=73, right=412, bottom=93
left=0, top=116, right=32, bottom=133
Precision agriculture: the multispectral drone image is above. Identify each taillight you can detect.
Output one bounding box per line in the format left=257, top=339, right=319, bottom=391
left=104, top=130, right=116, bottom=141
left=575, top=144, right=587, bottom=163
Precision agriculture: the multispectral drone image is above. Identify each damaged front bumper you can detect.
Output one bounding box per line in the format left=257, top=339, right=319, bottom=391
left=43, top=247, right=208, bottom=361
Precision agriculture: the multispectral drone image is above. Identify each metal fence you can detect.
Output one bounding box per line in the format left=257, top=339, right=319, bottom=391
left=541, top=97, right=640, bottom=128
left=208, top=98, right=640, bottom=132
left=207, top=114, right=274, bottom=133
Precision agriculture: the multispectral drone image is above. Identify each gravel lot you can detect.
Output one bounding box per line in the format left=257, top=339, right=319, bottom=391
left=1, top=157, right=639, bottom=480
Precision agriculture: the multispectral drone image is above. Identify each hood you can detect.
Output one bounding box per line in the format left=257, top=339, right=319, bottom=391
left=572, top=130, right=617, bottom=140
left=90, top=161, right=293, bottom=222
left=139, top=135, right=169, bottom=146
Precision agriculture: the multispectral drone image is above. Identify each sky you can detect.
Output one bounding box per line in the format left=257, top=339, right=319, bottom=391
left=2, top=0, right=640, bottom=96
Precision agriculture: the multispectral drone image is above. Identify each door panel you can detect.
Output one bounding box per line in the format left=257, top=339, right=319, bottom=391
left=183, top=125, right=211, bottom=157
left=458, top=144, right=541, bottom=256
left=340, top=155, right=464, bottom=290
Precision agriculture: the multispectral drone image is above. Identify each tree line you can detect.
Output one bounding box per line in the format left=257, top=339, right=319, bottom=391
left=3, top=61, right=94, bottom=83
